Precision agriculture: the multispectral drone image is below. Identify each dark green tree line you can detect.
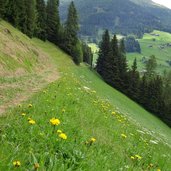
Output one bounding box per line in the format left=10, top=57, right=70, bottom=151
left=96, top=29, right=171, bottom=127
left=61, top=1, right=82, bottom=65
left=46, top=0, right=60, bottom=43
left=35, top=0, right=47, bottom=41
left=0, top=0, right=89, bottom=65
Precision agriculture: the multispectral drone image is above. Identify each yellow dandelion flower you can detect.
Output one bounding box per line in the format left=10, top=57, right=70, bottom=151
left=130, top=156, right=135, bottom=160
left=121, top=134, right=127, bottom=139
left=13, top=160, right=21, bottom=167
left=135, top=155, right=142, bottom=160
left=57, top=130, right=62, bottom=134
left=34, top=163, right=40, bottom=170
left=50, top=118, right=60, bottom=126
left=21, top=113, right=26, bottom=116
left=112, top=111, right=116, bottom=115
left=29, top=119, right=36, bottom=125
left=90, top=137, right=96, bottom=143
left=59, top=133, right=67, bottom=140
left=28, top=104, right=33, bottom=108
left=157, top=169, right=161, bottom=171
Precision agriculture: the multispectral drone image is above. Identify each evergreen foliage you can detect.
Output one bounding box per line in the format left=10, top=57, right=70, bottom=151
left=145, top=55, right=157, bottom=79
left=97, top=30, right=171, bottom=127
left=24, top=0, right=36, bottom=38
left=1, top=0, right=91, bottom=65
left=82, top=43, right=93, bottom=66
left=0, top=0, right=6, bottom=18
left=96, top=30, right=111, bottom=78
left=46, top=0, right=60, bottom=43
left=4, top=0, right=36, bottom=38
left=111, top=35, right=120, bottom=88
left=62, top=1, right=82, bottom=65
left=118, top=39, right=128, bottom=90
left=125, top=36, right=141, bottom=53
left=35, top=0, right=47, bottom=41
left=127, top=58, right=140, bottom=100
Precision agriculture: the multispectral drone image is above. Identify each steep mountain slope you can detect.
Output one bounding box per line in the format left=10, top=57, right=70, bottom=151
left=0, top=20, right=171, bottom=170
left=0, top=21, right=59, bottom=114
left=60, top=0, right=171, bottom=37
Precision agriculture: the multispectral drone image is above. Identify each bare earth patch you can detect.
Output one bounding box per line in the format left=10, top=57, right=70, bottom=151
left=0, top=66, right=59, bottom=115
left=0, top=23, right=60, bottom=115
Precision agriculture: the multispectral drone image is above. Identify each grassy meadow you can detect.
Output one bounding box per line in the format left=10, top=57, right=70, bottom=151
left=0, top=22, right=171, bottom=170
left=89, top=30, right=171, bottom=74
left=127, top=30, right=171, bottom=74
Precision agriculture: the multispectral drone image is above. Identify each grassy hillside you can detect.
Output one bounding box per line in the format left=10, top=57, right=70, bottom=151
left=0, top=21, right=171, bottom=170
left=89, top=30, right=171, bottom=74
left=127, top=30, right=171, bottom=73
left=0, top=21, right=59, bottom=113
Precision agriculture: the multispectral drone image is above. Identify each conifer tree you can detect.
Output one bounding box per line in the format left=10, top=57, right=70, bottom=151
left=118, top=39, right=128, bottom=90
left=97, top=30, right=111, bottom=78
left=82, top=43, right=93, bottom=66
left=46, top=0, right=60, bottom=43
left=0, top=0, right=6, bottom=18
left=128, top=58, right=140, bottom=100
left=16, top=0, right=27, bottom=32
left=63, top=1, right=82, bottom=64
left=146, top=55, right=157, bottom=79
left=5, top=0, right=17, bottom=25
left=35, top=0, right=47, bottom=41
left=138, top=74, right=148, bottom=106
left=111, top=35, right=120, bottom=88
left=24, top=0, right=36, bottom=38
left=5, top=0, right=27, bottom=32
left=146, top=76, right=164, bottom=115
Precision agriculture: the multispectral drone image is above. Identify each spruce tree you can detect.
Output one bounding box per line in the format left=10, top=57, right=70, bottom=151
left=24, top=0, right=36, bottom=38
left=138, top=74, right=148, bottom=106
left=63, top=1, right=82, bottom=64
left=16, top=0, right=27, bottom=32
left=118, top=39, right=128, bottom=90
left=146, top=55, right=157, bottom=79
left=111, top=35, right=120, bottom=88
left=35, top=0, right=47, bottom=41
left=5, top=0, right=27, bottom=32
left=128, top=58, right=140, bottom=100
left=146, top=76, right=164, bottom=115
left=82, top=43, right=93, bottom=66
left=97, top=30, right=111, bottom=78
left=5, top=0, right=17, bottom=25
left=0, top=0, right=6, bottom=18
left=46, top=0, right=60, bottom=43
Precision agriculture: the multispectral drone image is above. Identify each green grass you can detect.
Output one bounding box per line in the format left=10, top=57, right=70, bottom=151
left=0, top=23, right=171, bottom=170
left=88, top=43, right=99, bottom=64
left=89, top=31, right=171, bottom=74
left=127, top=30, right=171, bottom=74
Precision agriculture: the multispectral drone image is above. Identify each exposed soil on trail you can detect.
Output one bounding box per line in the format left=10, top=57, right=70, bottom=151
left=0, top=67, right=59, bottom=115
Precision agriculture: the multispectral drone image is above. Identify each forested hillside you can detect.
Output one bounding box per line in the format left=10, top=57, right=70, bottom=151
left=60, top=0, right=171, bottom=38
